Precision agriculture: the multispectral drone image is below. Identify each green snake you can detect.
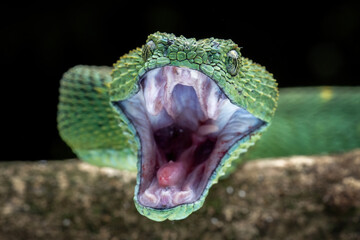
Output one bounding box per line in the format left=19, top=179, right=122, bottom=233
left=58, top=32, right=360, bottom=221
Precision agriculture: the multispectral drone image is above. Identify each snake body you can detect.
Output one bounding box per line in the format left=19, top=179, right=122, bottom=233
left=58, top=32, right=360, bottom=221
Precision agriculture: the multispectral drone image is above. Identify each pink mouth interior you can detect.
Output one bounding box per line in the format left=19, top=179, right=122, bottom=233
left=115, top=66, right=264, bottom=209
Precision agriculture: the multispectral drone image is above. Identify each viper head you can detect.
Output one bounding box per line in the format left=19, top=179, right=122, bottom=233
left=110, top=32, right=278, bottom=221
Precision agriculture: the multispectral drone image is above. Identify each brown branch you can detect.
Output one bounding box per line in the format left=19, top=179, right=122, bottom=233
left=1, top=150, right=360, bottom=240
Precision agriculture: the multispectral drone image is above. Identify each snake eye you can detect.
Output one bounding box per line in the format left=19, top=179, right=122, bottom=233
left=226, top=50, right=241, bottom=76
left=142, top=40, right=156, bottom=61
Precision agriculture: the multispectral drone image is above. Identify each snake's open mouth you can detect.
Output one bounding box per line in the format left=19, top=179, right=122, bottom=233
left=115, top=66, right=265, bottom=209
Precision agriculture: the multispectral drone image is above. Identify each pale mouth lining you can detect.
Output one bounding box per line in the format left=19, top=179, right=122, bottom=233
left=114, top=66, right=265, bottom=209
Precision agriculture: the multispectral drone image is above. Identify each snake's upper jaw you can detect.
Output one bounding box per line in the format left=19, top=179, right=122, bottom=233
left=114, top=66, right=265, bottom=217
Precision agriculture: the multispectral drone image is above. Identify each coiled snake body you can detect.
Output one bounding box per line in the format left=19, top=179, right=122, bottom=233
left=58, top=32, right=360, bottom=221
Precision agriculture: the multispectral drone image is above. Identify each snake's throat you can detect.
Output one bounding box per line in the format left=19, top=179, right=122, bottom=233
left=115, top=66, right=265, bottom=209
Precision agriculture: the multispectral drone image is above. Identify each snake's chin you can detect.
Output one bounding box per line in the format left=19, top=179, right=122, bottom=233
left=115, top=66, right=265, bottom=209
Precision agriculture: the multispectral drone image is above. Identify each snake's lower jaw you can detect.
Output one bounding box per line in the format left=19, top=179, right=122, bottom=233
left=114, top=66, right=265, bottom=221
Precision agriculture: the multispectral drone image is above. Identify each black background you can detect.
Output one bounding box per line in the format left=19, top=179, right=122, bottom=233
left=2, top=2, right=359, bottom=160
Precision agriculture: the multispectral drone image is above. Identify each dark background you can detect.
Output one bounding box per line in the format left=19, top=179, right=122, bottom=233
left=2, top=2, right=359, bottom=160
